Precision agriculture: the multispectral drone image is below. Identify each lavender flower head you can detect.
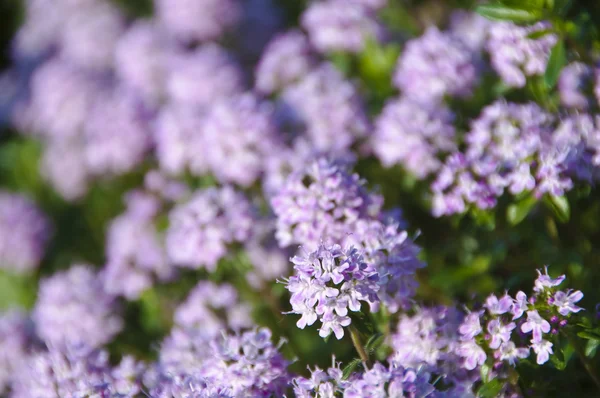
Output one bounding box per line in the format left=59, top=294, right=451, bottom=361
left=345, top=219, right=425, bottom=313
left=393, top=26, right=480, bottom=103
left=115, top=21, right=172, bottom=106
left=103, top=191, right=172, bottom=300
left=449, top=10, right=493, bottom=51
left=174, top=281, right=253, bottom=338
left=41, top=140, right=91, bottom=201
left=558, top=62, right=595, bottom=110
left=11, top=346, right=142, bottom=398
left=153, top=105, right=209, bottom=176
left=0, top=311, right=29, bottom=394
left=25, top=59, right=100, bottom=141
left=431, top=101, right=561, bottom=216
left=487, top=22, right=557, bottom=88
left=293, top=362, right=435, bottom=397
left=155, top=0, right=241, bottom=43
left=255, top=30, right=316, bottom=94
left=166, top=187, right=255, bottom=271
left=0, top=191, right=50, bottom=274
left=280, top=63, right=369, bottom=152
left=201, top=93, right=280, bottom=187
left=58, top=1, right=125, bottom=70
left=271, top=157, right=382, bottom=250
left=165, top=44, right=244, bottom=108
left=244, top=220, right=292, bottom=289
left=372, top=97, right=457, bottom=179
left=83, top=88, right=152, bottom=176
left=155, top=328, right=290, bottom=397
left=33, top=264, right=123, bottom=349
left=285, top=243, right=380, bottom=339
left=301, top=0, right=384, bottom=54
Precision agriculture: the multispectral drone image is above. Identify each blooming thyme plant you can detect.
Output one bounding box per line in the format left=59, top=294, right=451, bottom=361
left=2, top=0, right=600, bottom=396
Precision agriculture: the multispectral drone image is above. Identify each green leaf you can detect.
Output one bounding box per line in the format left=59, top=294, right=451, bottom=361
left=477, top=379, right=504, bottom=398
left=577, top=331, right=600, bottom=341
left=480, top=363, right=492, bottom=383
left=527, top=28, right=554, bottom=40
left=476, top=4, right=541, bottom=22
left=507, top=194, right=537, bottom=225
left=544, top=39, right=566, bottom=89
left=365, top=333, right=385, bottom=351
left=585, top=339, right=600, bottom=358
left=342, top=358, right=363, bottom=380
left=550, top=347, right=567, bottom=370
left=544, top=194, right=570, bottom=223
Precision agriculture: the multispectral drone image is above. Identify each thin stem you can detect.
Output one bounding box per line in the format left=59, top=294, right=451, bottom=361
left=349, top=326, right=370, bottom=368
left=562, top=330, right=600, bottom=392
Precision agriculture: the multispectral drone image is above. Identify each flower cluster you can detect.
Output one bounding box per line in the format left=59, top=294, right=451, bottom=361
left=166, top=186, right=255, bottom=271
left=431, top=101, right=565, bottom=216
left=372, top=97, right=457, bottom=179
left=0, top=191, right=50, bottom=274
left=153, top=328, right=290, bottom=397
left=393, top=26, right=481, bottom=103
left=285, top=243, right=380, bottom=339
left=272, top=157, right=382, bottom=250
left=487, top=22, right=557, bottom=88
left=292, top=361, right=436, bottom=397
left=32, top=265, right=123, bottom=349
left=11, top=345, right=142, bottom=398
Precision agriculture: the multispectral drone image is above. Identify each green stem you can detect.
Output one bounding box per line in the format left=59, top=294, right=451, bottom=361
left=349, top=326, right=370, bottom=368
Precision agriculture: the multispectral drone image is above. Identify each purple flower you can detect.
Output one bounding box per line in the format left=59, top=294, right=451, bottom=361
left=512, top=291, right=528, bottom=320
left=33, top=265, right=123, bottom=349
left=458, top=340, right=486, bottom=370
left=487, top=22, right=557, bottom=88
left=103, top=191, right=172, bottom=300
left=284, top=243, right=379, bottom=339
left=155, top=328, right=290, bottom=397
left=521, top=310, right=551, bottom=342
left=271, top=157, right=381, bottom=250
left=201, top=93, right=280, bottom=187
left=40, top=140, right=91, bottom=200
left=487, top=319, right=516, bottom=350
left=372, top=97, right=456, bottom=179
left=498, top=341, right=530, bottom=366
left=155, top=0, right=241, bottom=43
left=11, top=345, right=140, bottom=398
left=301, top=0, right=383, bottom=54
left=0, top=311, right=29, bottom=394
left=59, top=2, right=125, bottom=70
left=534, top=267, right=565, bottom=292
left=174, top=281, right=253, bottom=337
left=255, top=30, right=316, bottom=94
left=559, top=62, right=595, bottom=110
left=166, top=187, right=255, bottom=271
left=114, top=21, right=171, bottom=106
left=83, top=88, right=152, bottom=177
left=165, top=44, right=244, bottom=108
left=485, top=294, right=513, bottom=315
left=552, top=290, right=584, bottom=316
left=459, top=312, right=483, bottom=340
left=393, top=26, right=480, bottom=102
left=280, top=63, right=369, bottom=153
left=531, top=339, right=553, bottom=365
left=0, top=191, right=50, bottom=274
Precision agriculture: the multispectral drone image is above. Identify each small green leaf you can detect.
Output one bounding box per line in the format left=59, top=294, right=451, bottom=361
left=342, top=358, right=363, bottom=380
left=507, top=194, right=537, bottom=225
left=476, top=4, right=541, bottom=22
left=480, top=363, right=492, bottom=383
left=577, top=331, right=600, bottom=341
left=544, top=194, right=570, bottom=223
left=527, top=28, right=554, bottom=40
left=550, top=347, right=567, bottom=370
left=544, top=39, right=566, bottom=89
left=477, top=378, right=504, bottom=398
left=585, top=339, right=600, bottom=358
left=365, top=333, right=385, bottom=351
